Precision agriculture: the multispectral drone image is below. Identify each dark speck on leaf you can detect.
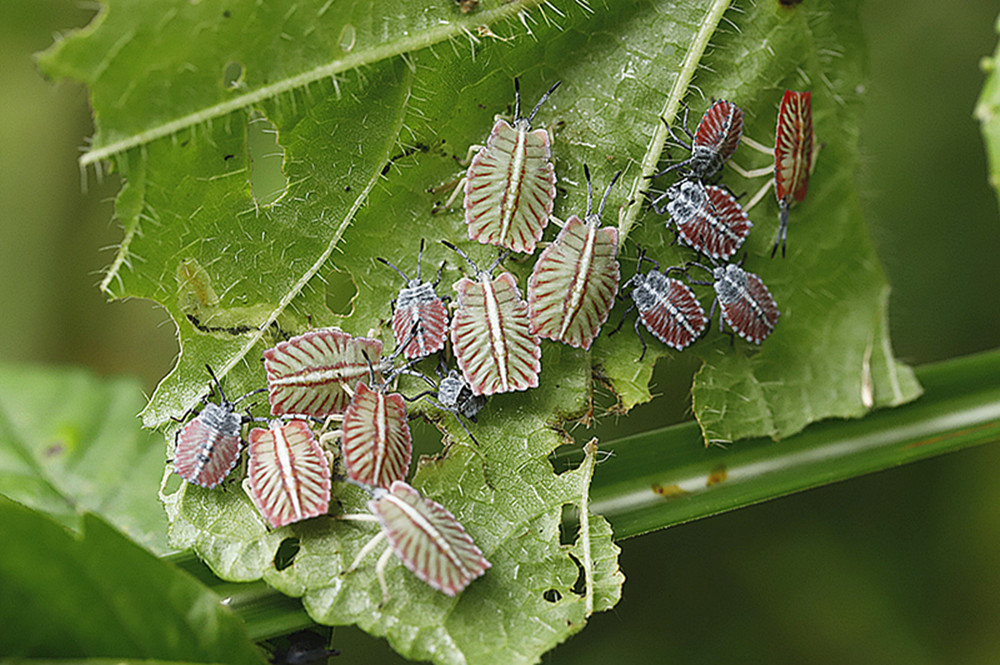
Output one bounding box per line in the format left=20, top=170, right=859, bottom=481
left=344, top=185, right=351, bottom=192
left=779, top=0, right=802, bottom=6
left=180, top=140, right=189, bottom=147
left=224, top=154, right=234, bottom=161
left=223, top=9, right=231, bottom=17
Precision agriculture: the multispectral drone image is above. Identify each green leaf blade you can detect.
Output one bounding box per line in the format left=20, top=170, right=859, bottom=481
left=0, top=499, right=264, bottom=664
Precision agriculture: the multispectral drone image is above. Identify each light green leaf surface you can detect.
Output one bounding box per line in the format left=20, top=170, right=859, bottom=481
left=0, top=498, right=264, bottom=663
left=977, top=12, right=1000, bottom=202
left=38, top=0, right=918, bottom=662
left=0, top=364, right=170, bottom=554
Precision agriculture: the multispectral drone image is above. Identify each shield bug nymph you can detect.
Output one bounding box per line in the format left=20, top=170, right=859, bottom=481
left=652, top=99, right=744, bottom=182
left=609, top=249, right=708, bottom=360
left=528, top=166, right=622, bottom=350
left=687, top=260, right=780, bottom=344
left=652, top=178, right=753, bottom=262
left=735, top=89, right=819, bottom=258
left=244, top=419, right=331, bottom=528
left=443, top=240, right=542, bottom=396
left=443, top=79, right=561, bottom=254
left=263, top=328, right=384, bottom=418
left=377, top=239, right=449, bottom=361
left=172, top=365, right=264, bottom=489
left=338, top=480, right=491, bottom=603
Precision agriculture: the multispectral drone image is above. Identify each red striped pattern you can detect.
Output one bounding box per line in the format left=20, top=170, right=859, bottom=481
left=717, top=265, right=780, bottom=344
left=392, top=297, right=448, bottom=360
left=371, top=481, right=490, bottom=597
left=528, top=216, right=620, bottom=349
left=774, top=90, right=814, bottom=203
left=264, top=329, right=383, bottom=417
left=694, top=100, right=744, bottom=164
left=451, top=271, right=541, bottom=396
left=638, top=275, right=707, bottom=351
left=465, top=120, right=556, bottom=254
left=342, top=383, right=412, bottom=490
left=173, top=411, right=242, bottom=489
left=673, top=183, right=753, bottom=261
left=246, top=420, right=330, bottom=528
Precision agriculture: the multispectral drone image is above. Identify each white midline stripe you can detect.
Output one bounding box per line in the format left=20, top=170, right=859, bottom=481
left=373, top=392, right=387, bottom=482
left=270, top=365, right=368, bottom=386
left=560, top=222, right=595, bottom=339
left=385, top=494, right=467, bottom=572
left=274, top=427, right=303, bottom=519
left=499, top=129, right=527, bottom=243
left=481, top=278, right=509, bottom=389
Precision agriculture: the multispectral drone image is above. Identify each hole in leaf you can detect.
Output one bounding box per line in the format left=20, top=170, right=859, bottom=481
left=568, top=552, right=586, bottom=597
left=248, top=111, right=288, bottom=207
left=222, top=61, right=244, bottom=89
left=559, top=503, right=578, bottom=546
left=324, top=267, right=358, bottom=316
left=543, top=589, right=562, bottom=603
left=274, top=537, right=300, bottom=571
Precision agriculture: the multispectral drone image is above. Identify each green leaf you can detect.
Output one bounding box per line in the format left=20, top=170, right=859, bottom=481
left=0, top=364, right=170, bottom=554
left=976, top=11, right=1000, bottom=203
left=37, top=0, right=921, bottom=662
left=0, top=498, right=264, bottom=663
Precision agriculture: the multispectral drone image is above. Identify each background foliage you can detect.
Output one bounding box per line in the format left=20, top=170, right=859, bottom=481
left=2, top=0, right=1000, bottom=663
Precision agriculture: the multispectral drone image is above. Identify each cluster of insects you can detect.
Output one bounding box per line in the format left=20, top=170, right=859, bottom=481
left=169, top=81, right=818, bottom=602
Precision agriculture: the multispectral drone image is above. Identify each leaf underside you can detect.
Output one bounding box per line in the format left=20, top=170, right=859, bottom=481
left=38, top=0, right=918, bottom=662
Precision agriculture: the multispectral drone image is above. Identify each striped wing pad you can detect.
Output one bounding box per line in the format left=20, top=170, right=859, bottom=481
left=392, top=294, right=449, bottom=360
left=527, top=216, right=620, bottom=350
left=342, top=383, right=412, bottom=490
left=636, top=272, right=707, bottom=351
left=717, top=265, right=780, bottom=344
left=173, top=404, right=242, bottom=489
left=671, top=183, right=752, bottom=261
left=693, top=100, right=744, bottom=164
left=370, top=481, right=490, bottom=597
left=246, top=420, right=331, bottom=528
left=774, top=90, right=814, bottom=203
left=264, top=329, right=383, bottom=417
left=451, top=272, right=541, bottom=396
left=464, top=120, right=556, bottom=254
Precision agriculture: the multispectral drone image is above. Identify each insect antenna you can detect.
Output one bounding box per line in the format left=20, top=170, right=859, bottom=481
left=526, top=80, right=562, bottom=123
left=205, top=364, right=228, bottom=404
left=485, top=249, right=512, bottom=275
left=415, top=238, right=426, bottom=280
left=375, top=256, right=410, bottom=282
left=441, top=240, right=480, bottom=275
left=597, top=169, right=623, bottom=219
left=513, top=77, right=521, bottom=120
left=584, top=164, right=594, bottom=217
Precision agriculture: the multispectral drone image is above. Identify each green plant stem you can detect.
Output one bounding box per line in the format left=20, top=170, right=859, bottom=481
left=565, top=347, right=1000, bottom=539
left=174, top=347, right=1000, bottom=640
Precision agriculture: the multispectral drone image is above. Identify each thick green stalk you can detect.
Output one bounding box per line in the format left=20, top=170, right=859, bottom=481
left=561, top=347, right=1000, bottom=539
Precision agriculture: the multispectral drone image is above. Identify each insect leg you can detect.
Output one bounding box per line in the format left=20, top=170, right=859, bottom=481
left=375, top=545, right=394, bottom=607
left=633, top=317, right=648, bottom=362
left=742, top=178, right=774, bottom=214
left=771, top=199, right=790, bottom=259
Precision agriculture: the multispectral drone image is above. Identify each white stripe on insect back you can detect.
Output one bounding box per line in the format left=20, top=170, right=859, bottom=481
left=480, top=275, right=510, bottom=390
left=267, top=363, right=370, bottom=388
left=558, top=222, right=597, bottom=340
left=373, top=390, right=387, bottom=483
left=382, top=492, right=472, bottom=574
left=499, top=128, right=529, bottom=245
left=272, top=423, right=304, bottom=520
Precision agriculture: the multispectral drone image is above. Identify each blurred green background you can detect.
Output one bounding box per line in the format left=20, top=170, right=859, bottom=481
left=2, top=1, right=999, bottom=663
